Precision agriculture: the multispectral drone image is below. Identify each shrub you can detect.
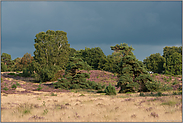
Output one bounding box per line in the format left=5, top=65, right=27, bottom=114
left=22, top=68, right=32, bottom=77
left=11, top=84, right=17, bottom=89
left=16, top=82, right=21, bottom=87
left=3, top=87, right=8, bottom=91
left=53, top=57, right=105, bottom=90
left=169, top=76, right=172, bottom=80
left=172, top=80, right=178, bottom=85
left=163, top=77, right=167, bottom=81
left=8, top=73, right=16, bottom=75
left=145, top=80, right=162, bottom=92
left=51, top=70, right=65, bottom=81
left=51, top=92, right=57, bottom=96
left=37, top=83, right=42, bottom=91
left=1, top=62, right=7, bottom=72
left=104, top=83, right=116, bottom=95
left=139, top=92, right=145, bottom=96
left=157, top=92, right=162, bottom=96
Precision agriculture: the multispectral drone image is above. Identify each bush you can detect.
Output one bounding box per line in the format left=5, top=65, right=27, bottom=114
left=104, top=83, right=116, bottom=95
left=157, top=92, right=162, bottom=96
left=51, top=70, right=65, bottom=81
left=3, top=87, right=8, bottom=91
left=139, top=92, right=145, bottom=97
left=22, top=68, right=32, bottom=77
left=1, top=62, right=7, bottom=72
left=145, top=80, right=162, bottom=92
left=37, top=83, right=42, bottom=91
left=11, top=84, right=17, bottom=89
left=8, top=73, right=16, bottom=75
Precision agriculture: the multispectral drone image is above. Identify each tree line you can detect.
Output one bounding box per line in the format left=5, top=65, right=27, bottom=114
left=1, top=30, right=182, bottom=93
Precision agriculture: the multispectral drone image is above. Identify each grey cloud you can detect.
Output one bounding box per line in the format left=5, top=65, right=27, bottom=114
left=1, top=1, right=181, bottom=60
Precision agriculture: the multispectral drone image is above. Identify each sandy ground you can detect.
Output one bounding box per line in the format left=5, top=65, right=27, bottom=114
left=1, top=90, right=182, bottom=122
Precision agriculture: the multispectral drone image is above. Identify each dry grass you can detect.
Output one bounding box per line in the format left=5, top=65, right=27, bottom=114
left=1, top=91, right=182, bottom=122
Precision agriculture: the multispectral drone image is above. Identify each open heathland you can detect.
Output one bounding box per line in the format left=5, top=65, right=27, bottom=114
left=1, top=71, right=182, bottom=122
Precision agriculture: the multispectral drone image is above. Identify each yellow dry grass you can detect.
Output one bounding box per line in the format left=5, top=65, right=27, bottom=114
left=1, top=91, right=182, bottom=122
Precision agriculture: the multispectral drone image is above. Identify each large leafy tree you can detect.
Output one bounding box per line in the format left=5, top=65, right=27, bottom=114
left=34, top=30, right=70, bottom=69
left=77, top=47, right=107, bottom=70
left=163, top=46, right=182, bottom=75
left=113, top=43, right=153, bottom=93
left=143, top=53, right=166, bottom=73
left=32, top=30, right=71, bottom=82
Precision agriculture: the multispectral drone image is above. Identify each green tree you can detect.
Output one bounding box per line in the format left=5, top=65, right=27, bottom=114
left=113, top=43, right=153, bottom=93
left=53, top=57, right=104, bottom=90
left=12, top=57, right=22, bottom=71
left=77, top=47, right=107, bottom=70
left=20, top=53, right=34, bottom=69
left=32, top=30, right=71, bottom=82
left=143, top=53, right=165, bottom=73
left=163, top=46, right=182, bottom=75
left=164, top=52, right=182, bottom=75
left=1, top=62, right=7, bottom=72
left=1, top=53, right=13, bottom=71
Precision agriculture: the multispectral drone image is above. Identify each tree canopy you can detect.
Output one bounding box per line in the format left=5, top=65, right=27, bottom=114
left=112, top=43, right=153, bottom=93
left=143, top=53, right=165, bottom=73
left=77, top=47, right=107, bottom=70
left=32, top=30, right=71, bottom=82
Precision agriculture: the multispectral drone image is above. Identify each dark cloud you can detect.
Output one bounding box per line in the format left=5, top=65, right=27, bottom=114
left=1, top=1, right=181, bottom=61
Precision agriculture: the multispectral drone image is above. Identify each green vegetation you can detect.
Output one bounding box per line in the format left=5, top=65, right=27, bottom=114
left=143, top=46, right=182, bottom=75
left=3, top=87, right=9, bottom=91
left=51, top=92, right=57, bottom=96
left=43, top=109, right=48, bottom=115
left=8, top=73, right=16, bottom=75
left=37, top=83, right=43, bottom=91
left=143, top=53, right=165, bottom=73
left=139, top=92, right=168, bottom=97
left=11, top=84, right=17, bottom=89
left=1, top=29, right=181, bottom=96
left=104, top=83, right=116, bottom=95
left=79, top=94, right=85, bottom=96
left=113, top=43, right=154, bottom=93
left=53, top=57, right=105, bottom=90
left=77, top=47, right=107, bottom=70
left=161, top=101, right=177, bottom=106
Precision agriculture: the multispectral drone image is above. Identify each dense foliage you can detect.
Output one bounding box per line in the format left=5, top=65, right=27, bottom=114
left=104, top=83, right=116, bottom=95
left=53, top=57, right=105, bottom=90
left=77, top=47, right=107, bottom=70
left=113, top=43, right=154, bottom=93
left=31, top=30, right=71, bottom=82
left=2, top=29, right=181, bottom=95
left=163, top=46, right=182, bottom=75
left=143, top=53, right=165, bottom=73
left=1, top=62, right=7, bottom=72
left=143, top=46, right=182, bottom=75
left=1, top=53, right=13, bottom=71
